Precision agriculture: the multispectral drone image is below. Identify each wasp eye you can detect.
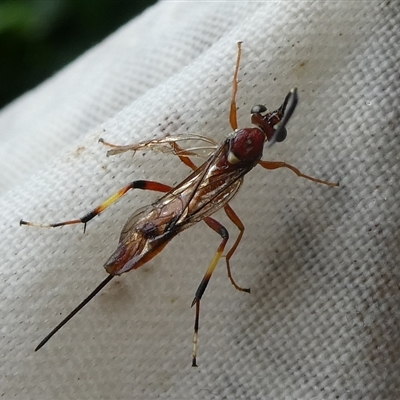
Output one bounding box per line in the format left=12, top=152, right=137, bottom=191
left=251, top=104, right=267, bottom=114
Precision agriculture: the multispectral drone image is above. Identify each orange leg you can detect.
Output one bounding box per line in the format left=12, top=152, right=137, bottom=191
left=223, top=204, right=250, bottom=293
left=169, top=140, right=249, bottom=295
left=20, top=180, right=172, bottom=232
left=170, top=142, right=249, bottom=364
left=229, top=42, right=242, bottom=131
left=258, top=160, right=339, bottom=187
left=171, top=140, right=248, bottom=292
left=169, top=140, right=198, bottom=171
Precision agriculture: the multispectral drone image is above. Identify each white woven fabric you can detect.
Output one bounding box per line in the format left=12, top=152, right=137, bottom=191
left=2, top=1, right=399, bottom=398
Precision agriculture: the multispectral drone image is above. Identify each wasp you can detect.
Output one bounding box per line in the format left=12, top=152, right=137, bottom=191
left=21, top=42, right=338, bottom=366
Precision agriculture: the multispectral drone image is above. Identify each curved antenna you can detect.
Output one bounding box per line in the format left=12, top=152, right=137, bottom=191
left=268, top=88, right=298, bottom=147
left=35, top=274, right=114, bottom=351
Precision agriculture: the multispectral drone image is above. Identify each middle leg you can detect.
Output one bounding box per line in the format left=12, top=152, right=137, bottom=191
left=258, top=160, right=339, bottom=187
left=223, top=204, right=250, bottom=293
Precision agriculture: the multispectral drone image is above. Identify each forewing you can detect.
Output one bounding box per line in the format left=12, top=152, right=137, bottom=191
left=158, top=141, right=248, bottom=228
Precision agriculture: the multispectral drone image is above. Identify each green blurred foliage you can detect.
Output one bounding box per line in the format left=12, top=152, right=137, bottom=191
left=0, top=0, right=157, bottom=109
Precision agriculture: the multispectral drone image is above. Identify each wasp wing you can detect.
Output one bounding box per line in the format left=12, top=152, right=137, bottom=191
left=105, top=138, right=251, bottom=275
left=159, top=140, right=250, bottom=229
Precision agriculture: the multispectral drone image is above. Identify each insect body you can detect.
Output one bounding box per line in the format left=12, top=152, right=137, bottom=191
left=21, top=43, right=338, bottom=366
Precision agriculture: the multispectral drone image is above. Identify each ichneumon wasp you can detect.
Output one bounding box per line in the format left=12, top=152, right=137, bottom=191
left=21, top=42, right=338, bottom=366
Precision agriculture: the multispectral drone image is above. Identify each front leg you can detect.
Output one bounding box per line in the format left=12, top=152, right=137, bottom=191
left=258, top=160, right=339, bottom=187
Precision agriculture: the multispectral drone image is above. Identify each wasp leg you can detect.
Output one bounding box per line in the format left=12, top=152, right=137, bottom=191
left=168, top=140, right=199, bottom=170
left=258, top=160, right=339, bottom=187
left=229, top=42, right=242, bottom=131
left=20, top=180, right=172, bottom=233
left=168, top=141, right=249, bottom=294
left=169, top=142, right=248, bottom=295
left=191, top=216, right=229, bottom=367
left=223, top=204, right=250, bottom=293
left=170, top=143, right=248, bottom=293
left=171, top=140, right=249, bottom=293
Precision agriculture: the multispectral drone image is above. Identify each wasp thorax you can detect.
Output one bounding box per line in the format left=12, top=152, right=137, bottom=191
left=229, top=128, right=265, bottom=162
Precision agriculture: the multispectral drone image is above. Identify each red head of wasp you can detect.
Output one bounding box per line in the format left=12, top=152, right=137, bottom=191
left=20, top=42, right=338, bottom=367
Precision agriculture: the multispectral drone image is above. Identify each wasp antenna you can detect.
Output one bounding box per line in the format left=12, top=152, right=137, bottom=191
left=35, top=274, right=115, bottom=351
left=268, top=88, right=298, bottom=148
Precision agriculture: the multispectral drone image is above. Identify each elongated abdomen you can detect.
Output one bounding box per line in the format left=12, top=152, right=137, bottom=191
left=104, top=203, right=180, bottom=275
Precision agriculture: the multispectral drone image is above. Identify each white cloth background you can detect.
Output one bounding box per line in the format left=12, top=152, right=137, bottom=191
left=1, top=1, right=399, bottom=399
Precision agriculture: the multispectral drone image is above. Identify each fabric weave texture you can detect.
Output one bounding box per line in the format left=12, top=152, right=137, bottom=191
left=1, top=1, right=399, bottom=399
